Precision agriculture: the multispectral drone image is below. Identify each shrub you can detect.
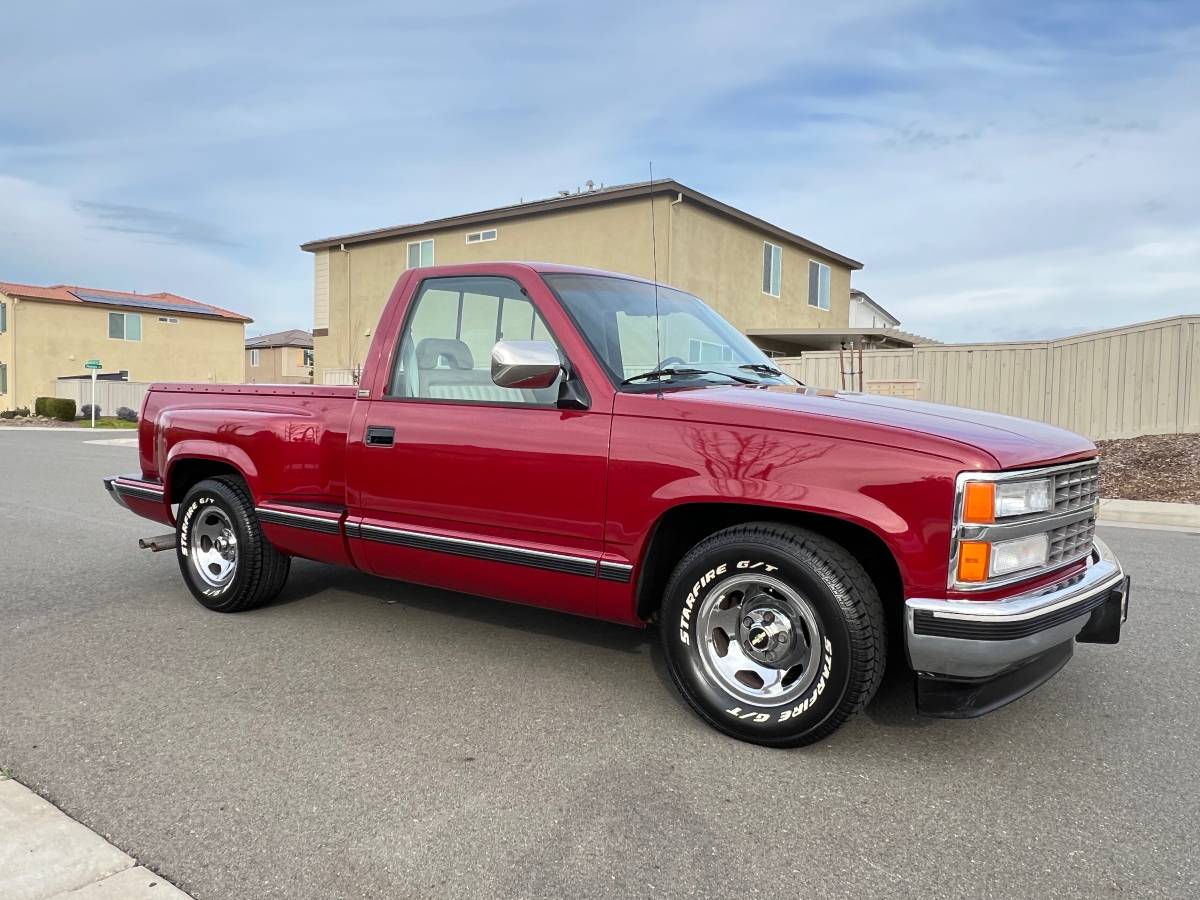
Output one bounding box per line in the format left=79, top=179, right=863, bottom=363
left=0, top=410, right=16, bottom=419
left=38, top=398, right=77, bottom=421
left=116, top=406, right=138, bottom=422
left=14, top=406, right=29, bottom=417
left=81, top=404, right=102, bottom=419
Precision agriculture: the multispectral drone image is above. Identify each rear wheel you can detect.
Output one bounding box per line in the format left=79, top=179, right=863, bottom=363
left=661, top=522, right=886, bottom=747
left=176, top=476, right=290, bottom=612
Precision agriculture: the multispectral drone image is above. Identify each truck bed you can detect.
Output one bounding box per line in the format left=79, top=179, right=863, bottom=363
left=138, top=382, right=359, bottom=514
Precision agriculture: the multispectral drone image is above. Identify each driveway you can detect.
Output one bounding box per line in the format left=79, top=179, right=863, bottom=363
left=1, top=429, right=1197, bottom=899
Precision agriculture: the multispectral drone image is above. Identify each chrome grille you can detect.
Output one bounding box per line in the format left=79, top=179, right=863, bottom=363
left=1053, top=461, right=1100, bottom=514
left=1047, top=515, right=1096, bottom=566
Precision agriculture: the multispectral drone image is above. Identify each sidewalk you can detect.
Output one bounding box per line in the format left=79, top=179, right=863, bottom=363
left=0, top=778, right=193, bottom=900
left=1098, top=497, right=1200, bottom=531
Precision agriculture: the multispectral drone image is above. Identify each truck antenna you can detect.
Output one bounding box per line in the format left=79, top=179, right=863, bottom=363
left=648, top=162, right=662, bottom=368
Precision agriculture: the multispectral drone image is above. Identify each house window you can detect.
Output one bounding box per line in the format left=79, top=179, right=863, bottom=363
left=0, top=302, right=7, bottom=333
left=465, top=228, right=498, bottom=244
left=808, top=261, right=831, bottom=310
left=762, top=242, right=782, bottom=297
left=407, top=239, right=434, bottom=269
left=108, top=312, right=142, bottom=341
left=250, top=349, right=261, bottom=368
left=0, top=362, right=7, bottom=394
left=303, top=349, right=314, bottom=368
left=688, top=338, right=734, bottom=365
left=158, top=316, right=179, bottom=324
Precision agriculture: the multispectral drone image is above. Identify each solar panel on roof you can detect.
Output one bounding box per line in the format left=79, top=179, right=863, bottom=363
left=71, top=290, right=224, bottom=317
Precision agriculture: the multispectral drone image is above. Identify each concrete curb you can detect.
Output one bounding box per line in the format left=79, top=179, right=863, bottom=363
left=1098, top=498, right=1200, bottom=530
left=0, top=779, right=192, bottom=900
left=0, top=427, right=124, bottom=433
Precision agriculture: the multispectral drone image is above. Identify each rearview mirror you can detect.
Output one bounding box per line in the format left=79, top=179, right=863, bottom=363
left=491, top=340, right=562, bottom=390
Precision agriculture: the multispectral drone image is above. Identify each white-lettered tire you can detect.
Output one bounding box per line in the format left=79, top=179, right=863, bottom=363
left=176, top=476, right=290, bottom=612
left=661, top=523, right=886, bottom=747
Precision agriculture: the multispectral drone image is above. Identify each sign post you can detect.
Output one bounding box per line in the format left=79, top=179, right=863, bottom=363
left=85, top=360, right=102, bottom=428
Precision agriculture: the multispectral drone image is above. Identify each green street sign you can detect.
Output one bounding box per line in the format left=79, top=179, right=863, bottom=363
left=85, top=359, right=102, bottom=369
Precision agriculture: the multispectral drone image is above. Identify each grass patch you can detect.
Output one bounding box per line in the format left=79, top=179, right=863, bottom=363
left=78, top=417, right=139, bottom=429
left=0, top=767, right=13, bottom=780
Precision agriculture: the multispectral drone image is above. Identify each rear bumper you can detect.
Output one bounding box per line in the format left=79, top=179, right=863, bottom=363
left=104, top=475, right=173, bottom=527
left=905, top=536, right=1129, bottom=717
left=104, top=475, right=166, bottom=507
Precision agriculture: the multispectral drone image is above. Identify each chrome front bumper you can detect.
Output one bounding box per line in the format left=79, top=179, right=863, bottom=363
left=906, top=536, right=1126, bottom=679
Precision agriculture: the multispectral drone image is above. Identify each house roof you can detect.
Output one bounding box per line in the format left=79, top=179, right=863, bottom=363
left=245, top=329, right=313, bottom=349
left=300, top=179, right=864, bottom=270
left=850, top=289, right=900, bottom=326
left=0, top=280, right=252, bottom=322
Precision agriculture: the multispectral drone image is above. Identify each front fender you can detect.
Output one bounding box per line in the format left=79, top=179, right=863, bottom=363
left=606, top=417, right=964, bottom=600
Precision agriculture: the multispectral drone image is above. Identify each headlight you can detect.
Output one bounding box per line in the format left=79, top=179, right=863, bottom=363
left=956, top=533, right=1050, bottom=582
left=989, top=533, right=1050, bottom=576
left=962, top=478, right=1052, bottom=523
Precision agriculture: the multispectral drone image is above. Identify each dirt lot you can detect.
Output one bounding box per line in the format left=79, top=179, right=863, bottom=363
left=1097, top=433, right=1200, bottom=503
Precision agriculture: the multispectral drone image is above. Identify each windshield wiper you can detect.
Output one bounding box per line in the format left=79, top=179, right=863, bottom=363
left=622, top=367, right=757, bottom=386
left=738, top=363, right=784, bottom=377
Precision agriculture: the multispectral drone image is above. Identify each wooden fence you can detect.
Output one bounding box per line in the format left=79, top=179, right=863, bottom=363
left=775, top=315, right=1200, bottom=441
left=56, top=379, right=150, bottom=415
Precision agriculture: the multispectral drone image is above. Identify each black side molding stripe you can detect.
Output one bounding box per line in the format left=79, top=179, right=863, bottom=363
left=356, top=523, right=599, bottom=578
left=255, top=507, right=342, bottom=535
left=598, top=561, right=634, bottom=583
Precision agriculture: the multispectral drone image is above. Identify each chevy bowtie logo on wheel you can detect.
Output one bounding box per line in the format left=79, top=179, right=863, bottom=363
left=749, top=629, right=770, bottom=649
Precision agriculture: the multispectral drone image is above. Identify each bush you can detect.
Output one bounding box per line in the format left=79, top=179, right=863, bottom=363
left=36, top=397, right=77, bottom=421
left=116, top=406, right=138, bottom=422
left=81, top=404, right=102, bottom=419
left=14, top=406, right=29, bottom=417
left=0, top=410, right=16, bottom=419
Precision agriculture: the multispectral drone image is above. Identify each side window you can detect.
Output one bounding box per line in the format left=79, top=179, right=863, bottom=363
left=108, top=312, right=141, bottom=341
left=808, top=260, right=831, bottom=310
left=387, top=276, right=563, bottom=405
left=762, top=242, right=782, bottom=297
left=407, top=239, right=434, bottom=269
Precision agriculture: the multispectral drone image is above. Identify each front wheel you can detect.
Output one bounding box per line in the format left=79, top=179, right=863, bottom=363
left=661, top=523, right=886, bottom=747
left=176, top=476, right=290, bottom=612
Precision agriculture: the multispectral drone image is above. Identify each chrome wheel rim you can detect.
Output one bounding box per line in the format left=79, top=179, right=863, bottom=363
left=695, top=573, right=823, bottom=707
left=189, top=506, right=238, bottom=589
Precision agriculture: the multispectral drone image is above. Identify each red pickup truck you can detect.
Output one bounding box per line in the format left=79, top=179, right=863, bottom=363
left=105, top=262, right=1129, bottom=747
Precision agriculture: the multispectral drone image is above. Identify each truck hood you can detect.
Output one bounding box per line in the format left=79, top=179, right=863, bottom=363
left=624, top=384, right=1095, bottom=470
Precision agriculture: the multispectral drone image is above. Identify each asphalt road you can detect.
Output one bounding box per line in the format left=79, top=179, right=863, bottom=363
left=1, top=429, right=1197, bottom=899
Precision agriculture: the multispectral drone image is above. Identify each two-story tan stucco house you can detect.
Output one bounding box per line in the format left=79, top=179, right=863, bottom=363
left=245, top=329, right=314, bottom=384
left=300, top=179, right=865, bottom=383
left=0, top=281, right=249, bottom=411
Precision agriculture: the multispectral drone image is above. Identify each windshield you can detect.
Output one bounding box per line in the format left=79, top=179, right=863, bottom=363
left=544, top=273, right=794, bottom=387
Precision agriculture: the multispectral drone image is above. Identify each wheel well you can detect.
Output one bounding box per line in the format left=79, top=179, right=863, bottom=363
left=635, top=503, right=904, bottom=635
left=167, top=458, right=245, bottom=504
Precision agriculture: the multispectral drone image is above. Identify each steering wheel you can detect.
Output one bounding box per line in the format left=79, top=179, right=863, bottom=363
left=656, top=355, right=688, bottom=370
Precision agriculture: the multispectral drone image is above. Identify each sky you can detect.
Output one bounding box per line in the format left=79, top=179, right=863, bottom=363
left=1, top=0, right=1197, bottom=342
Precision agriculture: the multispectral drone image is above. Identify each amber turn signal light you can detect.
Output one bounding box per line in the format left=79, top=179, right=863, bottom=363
left=962, top=482, right=996, bottom=524
left=957, top=540, right=991, bottom=583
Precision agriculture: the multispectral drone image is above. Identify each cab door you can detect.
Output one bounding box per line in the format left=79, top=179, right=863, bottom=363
left=345, top=269, right=612, bottom=616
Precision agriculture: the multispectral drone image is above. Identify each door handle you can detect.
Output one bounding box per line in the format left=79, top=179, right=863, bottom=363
left=365, top=425, right=395, bottom=447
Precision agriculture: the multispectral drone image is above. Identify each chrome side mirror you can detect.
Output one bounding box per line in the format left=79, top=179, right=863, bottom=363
left=491, top=340, right=563, bottom=390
